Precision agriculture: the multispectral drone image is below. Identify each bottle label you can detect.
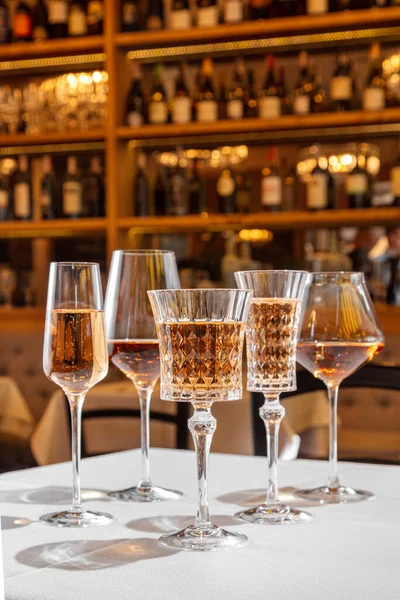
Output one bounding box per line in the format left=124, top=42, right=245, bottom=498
left=173, top=96, right=192, bottom=124
left=63, top=182, right=82, bottom=215
left=127, top=111, right=143, bottom=127
left=197, top=5, right=218, bottom=27
left=227, top=99, right=244, bottom=120
left=293, top=95, right=310, bottom=115
left=261, top=176, right=282, bottom=207
left=346, top=173, right=368, bottom=195
left=259, top=96, right=281, bottom=119
left=14, top=183, right=30, bottom=218
left=123, top=3, right=137, bottom=24
left=306, top=173, right=328, bottom=209
left=330, top=76, right=352, bottom=101
left=391, top=166, right=400, bottom=197
left=170, top=9, right=191, bottom=29
left=149, top=101, right=168, bottom=124
left=33, top=26, right=49, bottom=40
left=307, top=0, right=328, bottom=13
left=0, top=190, right=8, bottom=209
left=87, top=1, right=103, bottom=24
left=69, top=10, right=87, bottom=35
left=14, top=13, right=32, bottom=38
left=224, top=0, right=243, bottom=22
left=217, top=175, right=235, bottom=197
left=196, top=100, right=218, bottom=122
left=363, top=87, right=385, bottom=111
left=49, top=1, right=68, bottom=23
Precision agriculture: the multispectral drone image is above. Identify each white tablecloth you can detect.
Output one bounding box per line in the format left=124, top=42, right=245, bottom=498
left=2, top=449, right=399, bottom=600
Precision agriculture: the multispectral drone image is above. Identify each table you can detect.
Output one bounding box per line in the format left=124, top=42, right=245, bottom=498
left=2, top=449, right=399, bottom=600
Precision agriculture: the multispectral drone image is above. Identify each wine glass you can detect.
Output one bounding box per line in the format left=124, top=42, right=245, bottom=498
left=234, top=270, right=312, bottom=525
left=148, top=288, right=253, bottom=551
left=296, top=271, right=385, bottom=504
left=104, top=250, right=182, bottom=502
left=42, top=263, right=113, bottom=527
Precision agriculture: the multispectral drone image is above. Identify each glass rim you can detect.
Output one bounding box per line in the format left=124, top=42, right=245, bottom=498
left=112, top=249, right=175, bottom=256
left=50, top=261, right=99, bottom=267
left=310, top=271, right=364, bottom=281
left=235, top=270, right=308, bottom=276
left=148, top=288, right=253, bottom=295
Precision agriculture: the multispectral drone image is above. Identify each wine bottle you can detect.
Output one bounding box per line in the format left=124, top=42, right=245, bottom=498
left=13, top=156, right=32, bottom=221
left=68, top=1, right=88, bottom=36
left=335, top=0, right=352, bottom=10
left=259, top=55, right=281, bottom=119
left=261, top=147, right=282, bottom=212
left=170, top=0, right=192, bottom=29
left=121, top=0, right=141, bottom=31
left=224, top=0, right=244, bottom=23
left=126, top=61, right=146, bottom=127
left=281, top=158, right=295, bottom=211
left=307, top=0, right=328, bottom=14
left=247, top=0, right=273, bottom=19
left=63, top=156, right=83, bottom=218
left=242, top=69, right=257, bottom=119
left=134, top=153, right=151, bottom=216
left=227, top=60, right=246, bottom=120
left=279, top=0, right=304, bottom=17
left=306, top=147, right=335, bottom=211
left=235, top=168, right=252, bottom=213
left=196, top=0, right=218, bottom=27
left=278, top=67, right=291, bottom=115
left=172, top=63, right=192, bottom=124
left=0, top=171, right=10, bottom=221
left=12, top=271, right=27, bottom=308
left=168, top=148, right=188, bottom=216
left=391, top=140, right=400, bottom=207
left=147, top=0, right=164, bottom=29
left=330, top=53, right=353, bottom=112
left=148, top=64, right=168, bottom=124
left=84, top=156, right=105, bottom=217
left=346, top=152, right=370, bottom=209
left=312, top=68, right=326, bottom=113
left=40, top=155, right=58, bottom=220
left=217, top=165, right=236, bottom=214
left=48, top=0, right=68, bottom=38
left=293, top=51, right=313, bottom=116
left=0, top=0, right=10, bottom=44
left=87, top=0, right=103, bottom=35
left=13, top=1, right=33, bottom=42
left=154, top=164, right=168, bottom=215
left=363, top=43, right=386, bottom=112
left=188, top=158, right=206, bottom=214
left=196, top=58, right=218, bottom=122
left=218, top=75, right=228, bottom=120
left=33, top=0, right=49, bottom=40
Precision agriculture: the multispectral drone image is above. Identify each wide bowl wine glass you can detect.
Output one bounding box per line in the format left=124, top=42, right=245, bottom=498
left=234, top=270, right=312, bottom=525
left=296, top=272, right=385, bottom=504
left=42, top=262, right=113, bottom=527
left=148, top=288, right=253, bottom=551
left=104, top=250, right=182, bottom=502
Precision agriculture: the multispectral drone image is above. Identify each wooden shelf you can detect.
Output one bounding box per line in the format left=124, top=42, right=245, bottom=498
left=0, top=35, right=104, bottom=61
left=0, top=218, right=107, bottom=238
left=117, top=208, right=400, bottom=234
left=115, top=7, right=400, bottom=50
left=0, top=129, right=106, bottom=149
left=116, top=109, right=400, bottom=144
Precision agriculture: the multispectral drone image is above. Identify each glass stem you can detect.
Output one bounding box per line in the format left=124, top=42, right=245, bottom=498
left=260, top=394, right=285, bottom=507
left=67, top=392, right=85, bottom=513
left=138, top=387, right=153, bottom=491
left=189, top=403, right=216, bottom=530
left=327, top=384, right=340, bottom=491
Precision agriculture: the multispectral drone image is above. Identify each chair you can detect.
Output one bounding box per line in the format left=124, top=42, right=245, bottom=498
left=65, top=395, right=191, bottom=459
left=251, top=364, right=400, bottom=462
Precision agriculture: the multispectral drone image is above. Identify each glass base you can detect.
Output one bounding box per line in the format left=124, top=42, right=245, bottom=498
left=159, top=524, right=248, bottom=552
left=40, top=509, right=114, bottom=528
left=295, top=485, right=375, bottom=505
left=236, top=503, right=313, bottom=525
left=108, top=485, right=183, bottom=503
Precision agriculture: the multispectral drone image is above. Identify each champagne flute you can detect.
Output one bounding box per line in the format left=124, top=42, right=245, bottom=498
left=296, top=272, right=385, bottom=504
left=42, top=262, right=113, bottom=527
left=148, top=288, right=253, bottom=551
left=234, top=270, right=312, bottom=525
left=104, top=250, right=182, bottom=502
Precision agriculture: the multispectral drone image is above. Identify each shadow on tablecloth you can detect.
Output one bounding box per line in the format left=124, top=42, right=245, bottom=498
left=126, top=514, right=243, bottom=534
left=216, top=487, right=323, bottom=508
left=15, top=538, right=177, bottom=571
left=0, top=486, right=112, bottom=505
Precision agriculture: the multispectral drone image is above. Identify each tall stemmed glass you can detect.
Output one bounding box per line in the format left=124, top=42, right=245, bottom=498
left=235, top=270, right=312, bottom=525
left=296, top=272, right=385, bottom=504
left=42, top=263, right=113, bottom=527
left=104, top=250, right=182, bottom=502
left=148, top=289, right=253, bottom=551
